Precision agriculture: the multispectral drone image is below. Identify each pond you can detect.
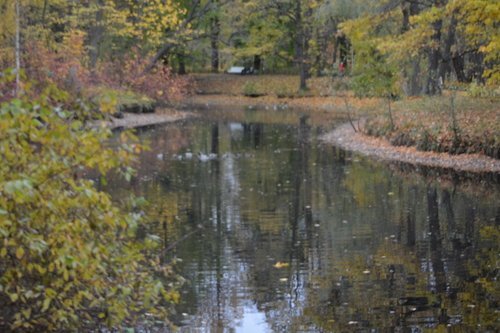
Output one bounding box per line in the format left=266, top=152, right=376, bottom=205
left=108, top=108, right=499, bottom=332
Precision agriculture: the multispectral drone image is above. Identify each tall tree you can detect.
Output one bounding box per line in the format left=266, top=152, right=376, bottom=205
left=425, top=0, right=445, bottom=95
left=341, top=0, right=499, bottom=96
left=401, top=0, right=422, bottom=95
left=14, top=0, right=20, bottom=96
left=210, top=0, right=220, bottom=72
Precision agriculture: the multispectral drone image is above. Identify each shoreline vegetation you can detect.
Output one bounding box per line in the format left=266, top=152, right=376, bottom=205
left=184, top=74, right=499, bottom=174
left=106, top=73, right=498, bottom=174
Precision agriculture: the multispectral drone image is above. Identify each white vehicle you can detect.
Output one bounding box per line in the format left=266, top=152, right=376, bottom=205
left=226, top=66, right=254, bottom=74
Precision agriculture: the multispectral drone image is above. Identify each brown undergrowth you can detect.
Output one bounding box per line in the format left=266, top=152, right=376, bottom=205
left=364, top=94, right=500, bottom=159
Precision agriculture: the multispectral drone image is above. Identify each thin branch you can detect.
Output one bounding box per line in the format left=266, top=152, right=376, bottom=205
left=161, top=225, right=203, bottom=254
left=344, top=97, right=358, bottom=133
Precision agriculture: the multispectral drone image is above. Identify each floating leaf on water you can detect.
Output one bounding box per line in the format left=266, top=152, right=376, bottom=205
left=274, top=262, right=289, bottom=269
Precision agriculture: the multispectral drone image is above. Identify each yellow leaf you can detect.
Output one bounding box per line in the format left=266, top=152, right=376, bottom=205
left=21, top=308, right=31, bottom=319
left=0, top=247, right=7, bottom=257
left=41, top=298, right=51, bottom=312
left=16, top=247, right=24, bottom=259
left=9, top=293, right=19, bottom=302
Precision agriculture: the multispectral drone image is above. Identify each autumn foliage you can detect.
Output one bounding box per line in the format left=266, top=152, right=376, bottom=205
left=0, top=2, right=190, bottom=330
left=95, top=48, right=191, bottom=102
left=0, top=90, right=180, bottom=331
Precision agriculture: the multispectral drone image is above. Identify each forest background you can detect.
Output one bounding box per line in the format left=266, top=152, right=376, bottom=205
left=0, top=0, right=498, bottom=331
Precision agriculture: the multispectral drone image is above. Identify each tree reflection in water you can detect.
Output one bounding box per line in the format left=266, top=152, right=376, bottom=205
left=106, top=111, right=499, bottom=332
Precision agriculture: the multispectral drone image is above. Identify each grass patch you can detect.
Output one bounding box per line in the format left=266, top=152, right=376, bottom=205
left=364, top=93, right=500, bottom=158
left=242, top=81, right=265, bottom=97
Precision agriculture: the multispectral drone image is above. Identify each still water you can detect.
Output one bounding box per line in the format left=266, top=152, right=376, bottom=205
left=110, top=109, right=499, bottom=332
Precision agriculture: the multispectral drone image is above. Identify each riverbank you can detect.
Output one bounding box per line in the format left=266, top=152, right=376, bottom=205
left=102, top=74, right=499, bottom=174
left=186, top=74, right=499, bottom=173
left=322, top=123, right=500, bottom=174
left=95, top=108, right=191, bottom=129
left=181, top=94, right=378, bottom=114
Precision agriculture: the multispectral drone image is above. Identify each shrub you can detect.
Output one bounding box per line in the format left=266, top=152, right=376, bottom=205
left=242, top=81, right=263, bottom=97
left=95, top=48, right=191, bottom=103
left=275, top=85, right=295, bottom=98
left=0, top=92, right=178, bottom=331
left=467, top=82, right=500, bottom=98
left=22, top=31, right=90, bottom=97
left=89, top=88, right=156, bottom=116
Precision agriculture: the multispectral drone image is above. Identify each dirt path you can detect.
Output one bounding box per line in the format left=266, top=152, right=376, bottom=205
left=322, top=123, right=500, bottom=174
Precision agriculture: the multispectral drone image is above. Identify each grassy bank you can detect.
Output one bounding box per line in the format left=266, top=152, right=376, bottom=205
left=364, top=94, right=499, bottom=159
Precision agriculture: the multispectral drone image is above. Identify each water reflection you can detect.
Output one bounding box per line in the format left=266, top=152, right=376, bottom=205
left=107, top=109, right=499, bottom=332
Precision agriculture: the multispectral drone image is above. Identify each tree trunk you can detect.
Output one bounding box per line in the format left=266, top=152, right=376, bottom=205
left=337, top=34, right=349, bottom=66
left=313, top=29, right=323, bottom=76
left=425, top=17, right=442, bottom=95
left=468, top=51, right=484, bottom=83
left=452, top=54, right=467, bottom=82
left=88, top=2, right=104, bottom=77
left=210, top=1, right=220, bottom=73
left=41, top=0, right=48, bottom=27
left=294, top=0, right=308, bottom=90
left=401, top=2, right=410, bottom=33
left=143, top=44, right=173, bottom=75
left=15, top=0, right=20, bottom=97
left=425, top=0, right=446, bottom=95
left=253, top=55, right=261, bottom=72
left=177, top=52, right=186, bottom=75
left=332, top=33, right=338, bottom=65
left=408, top=60, right=422, bottom=95
left=402, top=1, right=422, bottom=96
left=439, top=11, right=458, bottom=85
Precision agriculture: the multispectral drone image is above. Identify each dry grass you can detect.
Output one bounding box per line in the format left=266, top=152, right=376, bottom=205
left=364, top=93, right=500, bottom=158
left=191, top=73, right=348, bottom=97
left=186, top=73, right=377, bottom=114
